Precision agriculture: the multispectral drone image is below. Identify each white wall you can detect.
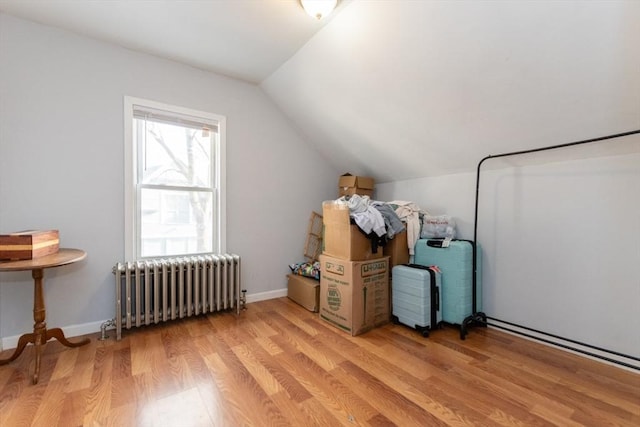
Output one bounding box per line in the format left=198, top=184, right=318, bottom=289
left=377, top=135, right=640, bottom=362
left=0, top=14, right=337, bottom=345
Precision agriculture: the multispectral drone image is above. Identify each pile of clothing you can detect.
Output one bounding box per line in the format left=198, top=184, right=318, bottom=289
left=338, top=195, right=427, bottom=255
left=288, top=260, right=320, bottom=280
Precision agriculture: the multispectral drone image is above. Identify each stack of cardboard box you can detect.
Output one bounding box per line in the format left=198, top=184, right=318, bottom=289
left=338, top=173, right=410, bottom=269
left=318, top=176, right=392, bottom=336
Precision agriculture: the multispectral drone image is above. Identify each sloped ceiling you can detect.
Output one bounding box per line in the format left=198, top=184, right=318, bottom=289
left=1, top=1, right=638, bottom=182
left=263, top=0, right=640, bottom=182
left=0, top=0, right=343, bottom=83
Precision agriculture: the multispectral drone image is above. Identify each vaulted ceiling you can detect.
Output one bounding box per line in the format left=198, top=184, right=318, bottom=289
left=1, top=0, right=638, bottom=182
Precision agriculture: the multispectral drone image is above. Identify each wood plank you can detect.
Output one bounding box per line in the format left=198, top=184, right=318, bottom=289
left=211, top=332, right=290, bottom=425
left=333, top=361, right=448, bottom=426
left=242, top=339, right=312, bottom=403
left=81, top=346, right=114, bottom=424
left=57, top=389, right=87, bottom=427
left=231, top=343, right=284, bottom=396
left=276, top=350, right=382, bottom=425
left=163, top=387, right=214, bottom=425
left=49, top=347, right=79, bottom=381
left=65, top=340, right=97, bottom=393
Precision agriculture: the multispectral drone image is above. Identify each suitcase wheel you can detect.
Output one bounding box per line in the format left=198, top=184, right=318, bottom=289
left=391, top=315, right=400, bottom=325
left=416, top=325, right=430, bottom=338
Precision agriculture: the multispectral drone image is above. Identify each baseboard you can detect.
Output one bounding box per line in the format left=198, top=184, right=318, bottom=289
left=245, top=288, right=288, bottom=303
left=486, top=321, right=640, bottom=373
left=0, top=288, right=289, bottom=350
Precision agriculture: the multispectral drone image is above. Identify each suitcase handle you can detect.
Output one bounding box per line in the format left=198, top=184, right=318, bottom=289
left=427, top=239, right=442, bottom=248
left=427, top=238, right=452, bottom=248
left=404, top=263, right=431, bottom=270
left=434, top=286, right=440, bottom=311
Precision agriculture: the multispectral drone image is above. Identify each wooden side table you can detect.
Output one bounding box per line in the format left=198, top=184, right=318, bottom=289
left=0, top=248, right=89, bottom=384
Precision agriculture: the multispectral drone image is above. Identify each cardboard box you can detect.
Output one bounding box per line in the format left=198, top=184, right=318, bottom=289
left=287, top=274, right=320, bottom=312
left=0, top=230, right=59, bottom=260
left=338, top=174, right=374, bottom=197
left=383, top=229, right=409, bottom=269
left=322, top=201, right=384, bottom=261
left=319, top=254, right=390, bottom=336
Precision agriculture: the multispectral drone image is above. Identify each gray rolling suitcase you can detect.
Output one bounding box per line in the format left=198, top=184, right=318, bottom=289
left=391, top=264, right=442, bottom=337
left=414, top=238, right=483, bottom=338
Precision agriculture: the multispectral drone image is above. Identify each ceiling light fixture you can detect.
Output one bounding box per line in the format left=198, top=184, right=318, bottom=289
left=300, top=0, right=337, bottom=20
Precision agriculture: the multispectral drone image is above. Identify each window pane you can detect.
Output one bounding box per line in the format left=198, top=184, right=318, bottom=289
left=136, top=118, right=213, bottom=188
left=140, top=188, right=213, bottom=257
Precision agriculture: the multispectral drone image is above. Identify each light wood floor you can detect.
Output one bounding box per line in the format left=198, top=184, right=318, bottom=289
left=1, top=297, right=638, bottom=426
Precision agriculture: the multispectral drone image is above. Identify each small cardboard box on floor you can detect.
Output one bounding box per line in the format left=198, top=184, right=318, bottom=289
left=287, top=274, right=320, bottom=312
left=319, top=254, right=390, bottom=336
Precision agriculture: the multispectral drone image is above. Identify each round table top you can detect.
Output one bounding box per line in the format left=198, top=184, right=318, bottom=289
left=0, top=248, right=86, bottom=272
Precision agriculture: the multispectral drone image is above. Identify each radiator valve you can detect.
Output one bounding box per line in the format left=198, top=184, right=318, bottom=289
left=99, top=319, right=116, bottom=341
left=241, top=289, right=247, bottom=310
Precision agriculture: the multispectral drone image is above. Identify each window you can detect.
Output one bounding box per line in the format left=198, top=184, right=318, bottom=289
left=124, top=97, right=226, bottom=259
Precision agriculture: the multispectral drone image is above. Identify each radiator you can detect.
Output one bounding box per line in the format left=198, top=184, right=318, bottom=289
left=112, top=254, right=241, bottom=340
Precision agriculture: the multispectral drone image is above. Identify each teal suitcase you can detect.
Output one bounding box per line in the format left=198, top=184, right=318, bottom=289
left=414, top=239, right=482, bottom=328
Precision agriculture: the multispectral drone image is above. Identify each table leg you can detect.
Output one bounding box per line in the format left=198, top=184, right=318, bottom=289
left=0, top=332, right=36, bottom=365
left=32, top=268, right=46, bottom=384
left=0, top=267, right=91, bottom=384
left=46, top=328, right=90, bottom=347
left=0, top=269, right=45, bottom=370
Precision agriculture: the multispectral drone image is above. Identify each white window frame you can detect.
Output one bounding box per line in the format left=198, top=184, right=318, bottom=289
left=124, top=96, right=226, bottom=260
